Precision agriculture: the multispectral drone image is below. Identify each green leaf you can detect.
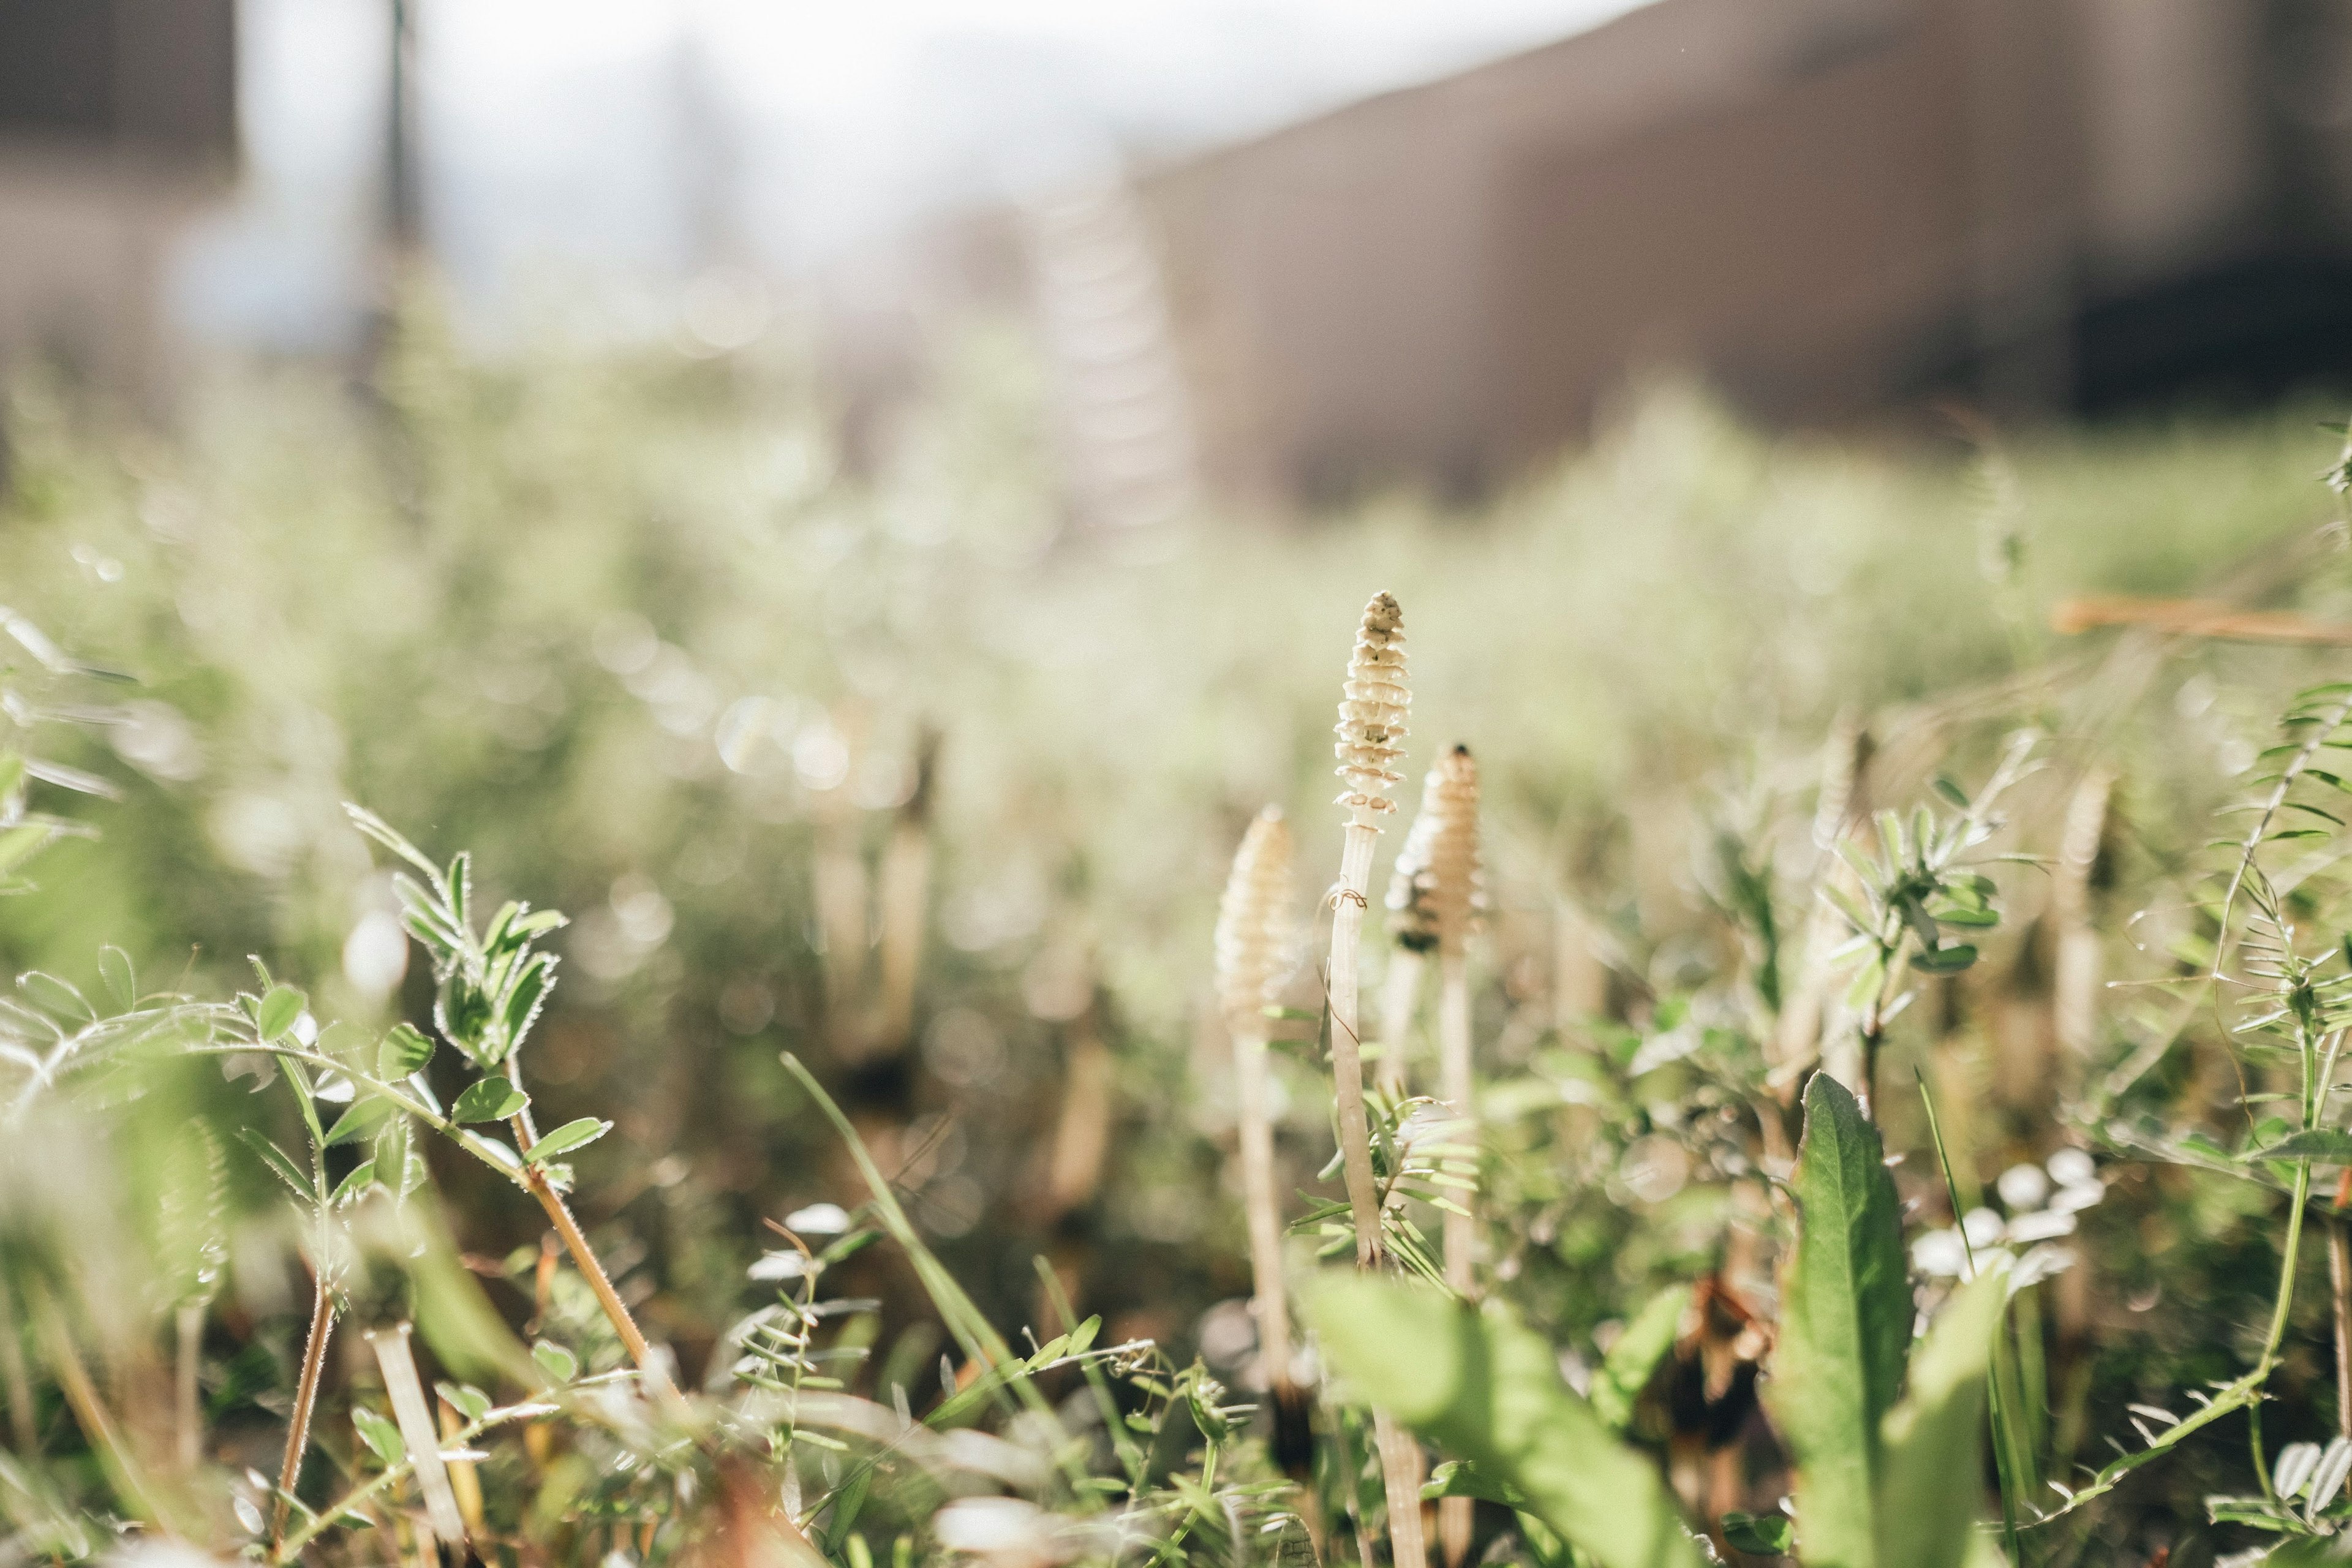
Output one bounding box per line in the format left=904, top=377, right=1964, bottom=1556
left=1424, top=1460, right=1531, bottom=1508
left=1766, top=1072, right=1910, bottom=1568
left=1874, top=1270, right=2007, bottom=1568
left=352, top=1407, right=405, bottom=1464
left=524, top=1118, right=610, bottom=1165
left=452, top=1078, right=529, bottom=1123
left=378, top=1023, right=433, bottom=1080
left=256, top=985, right=307, bottom=1042
left=2255, top=1128, right=2352, bottom=1163
left=322, top=1096, right=394, bottom=1148
left=1721, top=1512, right=1795, bottom=1555
left=532, top=1340, right=578, bottom=1384
left=1590, top=1284, right=1689, bottom=1433
left=1303, top=1276, right=1704, bottom=1568
left=436, top=1382, right=492, bottom=1423
left=1910, top=943, right=1979, bottom=974
left=329, top=1159, right=378, bottom=1207
left=236, top=1128, right=317, bottom=1205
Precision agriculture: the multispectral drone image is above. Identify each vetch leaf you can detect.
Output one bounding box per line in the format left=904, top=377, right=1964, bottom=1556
left=523, top=1118, right=610, bottom=1166
left=378, top=1023, right=433, bottom=1080
left=1721, top=1512, right=1795, bottom=1556
left=236, top=1128, right=317, bottom=1205
left=256, top=986, right=307, bottom=1042
left=322, top=1096, right=394, bottom=1148
left=1766, top=1072, right=1909, bottom=1568
left=451, top=1079, right=529, bottom=1123
left=1304, top=1275, right=1703, bottom=1568
left=531, top=1340, right=578, bottom=1384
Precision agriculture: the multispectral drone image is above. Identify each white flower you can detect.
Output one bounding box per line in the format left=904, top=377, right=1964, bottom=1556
left=1912, top=1229, right=1968, bottom=1278
left=2046, top=1147, right=2097, bottom=1187
left=784, top=1202, right=852, bottom=1235
left=1961, top=1207, right=2006, bottom=1248
left=1995, top=1163, right=2050, bottom=1210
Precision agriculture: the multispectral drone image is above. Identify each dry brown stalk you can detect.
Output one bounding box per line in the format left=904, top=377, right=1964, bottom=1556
left=1325, top=592, right=1426, bottom=1568
left=32, top=1289, right=161, bottom=1528
left=173, top=1303, right=204, bottom=1471
left=273, top=1271, right=336, bottom=1548
left=1216, top=807, right=1300, bottom=1401
left=2051, top=595, right=2352, bottom=647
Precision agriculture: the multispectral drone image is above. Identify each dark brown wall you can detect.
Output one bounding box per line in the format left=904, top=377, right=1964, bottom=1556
left=0, top=0, right=237, bottom=170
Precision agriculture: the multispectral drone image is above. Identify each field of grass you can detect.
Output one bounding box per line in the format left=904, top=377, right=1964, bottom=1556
left=6, top=311, right=2352, bottom=1567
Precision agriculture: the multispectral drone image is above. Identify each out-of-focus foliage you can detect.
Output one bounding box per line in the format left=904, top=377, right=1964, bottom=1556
left=7, top=304, right=2352, bottom=1566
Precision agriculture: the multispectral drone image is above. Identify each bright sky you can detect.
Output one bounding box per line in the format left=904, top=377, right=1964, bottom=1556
left=178, top=0, right=1645, bottom=347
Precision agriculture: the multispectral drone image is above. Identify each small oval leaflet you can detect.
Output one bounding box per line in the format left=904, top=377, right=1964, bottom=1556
left=257, top=984, right=307, bottom=1042
left=524, top=1117, right=611, bottom=1166
left=452, top=1078, right=530, bottom=1123
left=379, top=1023, right=434, bottom=1080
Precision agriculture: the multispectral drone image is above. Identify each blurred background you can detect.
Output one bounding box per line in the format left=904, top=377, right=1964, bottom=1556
left=10, top=4, right=2352, bottom=1551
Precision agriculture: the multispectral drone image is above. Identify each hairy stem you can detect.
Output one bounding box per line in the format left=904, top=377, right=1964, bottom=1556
left=512, top=1113, right=654, bottom=1371
left=273, top=1273, right=336, bottom=1549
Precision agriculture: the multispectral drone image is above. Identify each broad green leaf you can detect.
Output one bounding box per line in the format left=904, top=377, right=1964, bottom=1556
left=523, top=1117, right=610, bottom=1165
left=1875, top=1270, right=2006, bottom=1568
left=1910, top=943, right=1979, bottom=974
left=531, top=1340, right=578, bottom=1383
left=1766, top=1072, right=1910, bottom=1568
left=1591, top=1284, right=1690, bottom=1433
left=378, top=1023, right=434, bottom=1080
left=236, top=1128, right=317, bottom=1205
left=1304, top=1275, right=1703, bottom=1568
left=256, top=985, right=307, bottom=1042
left=451, top=1078, right=529, bottom=1123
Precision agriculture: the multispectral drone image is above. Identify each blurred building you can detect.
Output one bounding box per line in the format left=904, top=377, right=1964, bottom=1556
left=902, top=0, right=2352, bottom=508
left=0, top=0, right=238, bottom=412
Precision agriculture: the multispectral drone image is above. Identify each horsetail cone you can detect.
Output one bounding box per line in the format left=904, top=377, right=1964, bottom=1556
left=1387, top=745, right=1483, bottom=959
left=1334, top=592, right=1409, bottom=824
left=1216, top=809, right=1297, bottom=1034
left=1215, top=809, right=1302, bottom=1403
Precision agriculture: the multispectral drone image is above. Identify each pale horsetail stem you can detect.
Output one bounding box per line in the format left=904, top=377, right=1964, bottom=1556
left=1327, top=591, right=1408, bottom=1268
left=1215, top=807, right=1300, bottom=1400
left=1326, top=592, right=1426, bottom=1568
left=1413, top=746, right=1484, bottom=1568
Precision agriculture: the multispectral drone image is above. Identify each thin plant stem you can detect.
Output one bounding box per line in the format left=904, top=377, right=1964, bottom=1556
left=512, top=1112, right=654, bottom=1371
left=273, top=1271, right=336, bottom=1550
left=1329, top=819, right=1385, bottom=1267
left=270, top=1393, right=562, bottom=1564
left=1435, top=951, right=1474, bottom=1568
left=2334, top=1167, right=2352, bottom=1441
left=1916, top=1070, right=2022, bottom=1566
left=1374, top=950, right=1422, bottom=1099
left=1234, top=1027, right=1295, bottom=1397
left=32, top=1289, right=160, bottom=1526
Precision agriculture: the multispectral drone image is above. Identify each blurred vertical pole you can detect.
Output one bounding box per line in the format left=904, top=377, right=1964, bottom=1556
left=1959, top=0, right=2079, bottom=416
left=361, top=0, right=423, bottom=387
